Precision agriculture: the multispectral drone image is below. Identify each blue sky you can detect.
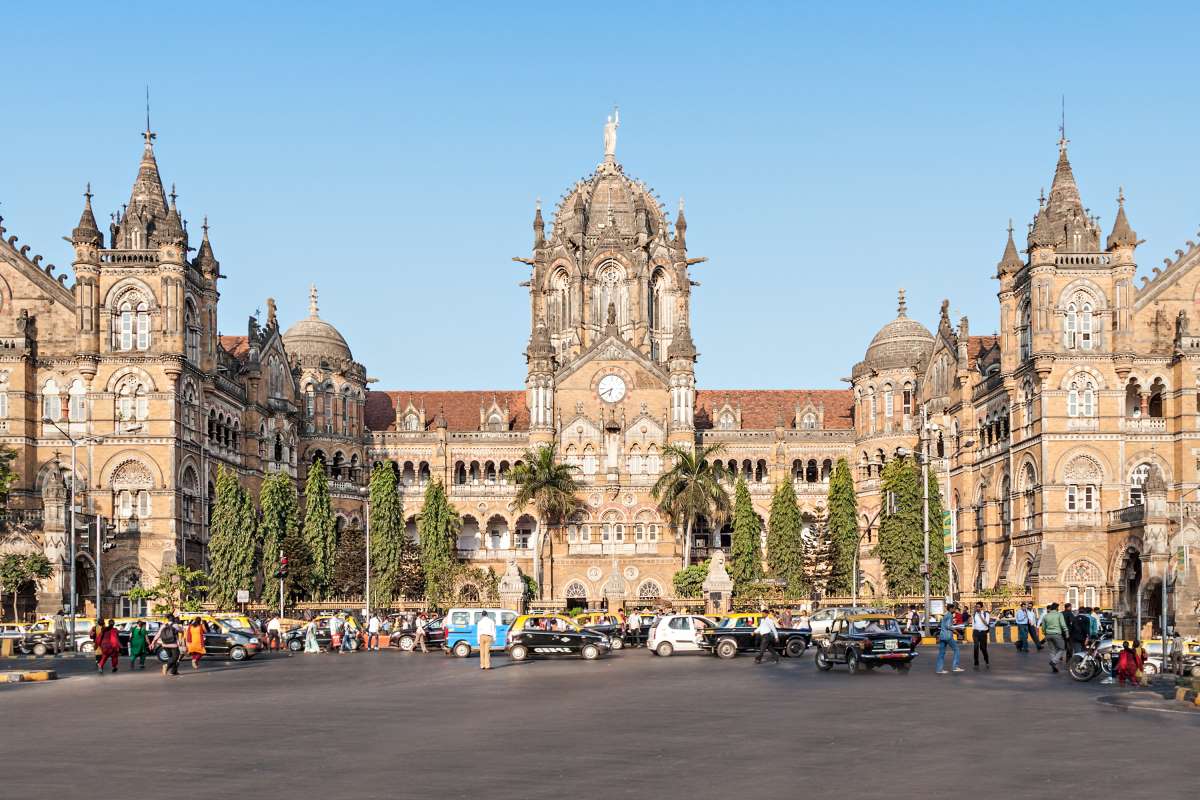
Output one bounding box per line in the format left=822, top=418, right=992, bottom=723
left=4, top=3, right=1199, bottom=390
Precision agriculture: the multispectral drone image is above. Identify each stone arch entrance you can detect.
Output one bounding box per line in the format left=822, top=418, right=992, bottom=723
left=564, top=580, right=588, bottom=612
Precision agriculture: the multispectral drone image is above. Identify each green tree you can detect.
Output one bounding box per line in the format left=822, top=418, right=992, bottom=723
left=0, top=552, right=52, bottom=619
left=303, top=461, right=336, bottom=599
left=510, top=445, right=581, bottom=599
left=207, top=466, right=257, bottom=607
left=258, top=473, right=302, bottom=603
left=728, top=478, right=763, bottom=593
left=651, top=443, right=731, bottom=569
left=824, top=458, right=859, bottom=596
left=128, top=564, right=209, bottom=615
left=876, top=456, right=948, bottom=597
left=767, top=478, right=807, bottom=598
left=0, top=446, right=17, bottom=508
left=368, top=462, right=407, bottom=607
left=671, top=561, right=709, bottom=598
left=332, top=525, right=366, bottom=597
left=417, top=478, right=460, bottom=607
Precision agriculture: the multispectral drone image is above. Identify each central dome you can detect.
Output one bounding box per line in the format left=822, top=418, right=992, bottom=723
left=552, top=159, right=668, bottom=241
left=858, top=289, right=933, bottom=374
left=283, top=286, right=353, bottom=364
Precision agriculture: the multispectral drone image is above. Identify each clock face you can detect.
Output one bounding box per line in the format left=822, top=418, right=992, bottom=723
left=598, top=374, right=626, bottom=403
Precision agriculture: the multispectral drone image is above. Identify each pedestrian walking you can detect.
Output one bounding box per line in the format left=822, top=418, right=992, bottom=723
left=477, top=611, right=496, bottom=670
left=266, top=615, right=281, bottom=651
left=971, top=602, right=993, bottom=669
left=1115, top=640, right=1142, bottom=687
left=184, top=617, right=206, bottom=669
left=754, top=611, right=780, bottom=664
left=414, top=613, right=429, bottom=653
left=1015, top=602, right=1042, bottom=652
left=328, top=613, right=343, bottom=654
left=53, top=608, right=66, bottom=655
left=150, top=615, right=181, bottom=676
left=96, top=620, right=120, bottom=673
left=935, top=602, right=964, bottom=674
left=303, top=618, right=320, bottom=653
left=367, top=612, right=382, bottom=651
left=907, top=606, right=922, bottom=635
left=340, top=614, right=355, bottom=653
left=89, top=618, right=105, bottom=668
left=1062, top=603, right=1077, bottom=658
left=1070, top=607, right=1092, bottom=652
left=1041, top=602, right=1068, bottom=673
left=128, top=620, right=149, bottom=670
left=778, top=608, right=794, bottom=629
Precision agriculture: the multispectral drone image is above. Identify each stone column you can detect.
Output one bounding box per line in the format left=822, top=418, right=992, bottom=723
left=497, top=559, right=526, bottom=614
left=701, top=550, right=734, bottom=616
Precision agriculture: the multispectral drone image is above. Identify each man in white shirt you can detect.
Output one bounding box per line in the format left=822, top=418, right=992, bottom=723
left=367, top=613, right=382, bottom=651
left=266, top=615, right=282, bottom=651
left=971, top=602, right=992, bottom=669
left=476, top=612, right=497, bottom=670
left=327, top=614, right=342, bottom=655
left=754, top=612, right=780, bottom=664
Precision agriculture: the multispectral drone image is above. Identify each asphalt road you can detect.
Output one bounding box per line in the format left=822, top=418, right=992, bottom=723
left=2, top=644, right=1196, bottom=799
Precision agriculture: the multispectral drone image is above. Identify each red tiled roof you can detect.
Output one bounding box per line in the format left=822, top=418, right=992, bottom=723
left=696, top=389, right=854, bottom=430
left=219, top=335, right=250, bottom=362
left=967, top=335, right=999, bottom=368
left=365, top=390, right=529, bottom=432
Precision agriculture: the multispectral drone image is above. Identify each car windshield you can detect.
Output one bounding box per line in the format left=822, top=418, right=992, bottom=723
left=851, top=618, right=901, bottom=634
left=218, top=619, right=252, bottom=635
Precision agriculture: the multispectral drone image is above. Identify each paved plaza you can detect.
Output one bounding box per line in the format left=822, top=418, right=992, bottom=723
left=3, top=645, right=1195, bottom=799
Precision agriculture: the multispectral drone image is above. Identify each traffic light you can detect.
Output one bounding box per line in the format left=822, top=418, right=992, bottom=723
left=102, top=522, right=117, bottom=552
left=275, top=555, right=288, bottom=579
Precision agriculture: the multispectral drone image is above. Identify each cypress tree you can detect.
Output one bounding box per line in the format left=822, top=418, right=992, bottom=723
left=729, top=477, right=763, bottom=593
left=368, top=462, right=406, bottom=608
left=207, top=466, right=256, bottom=607
left=417, top=478, right=460, bottom=607
left=332, top=525, right=366, bottom=597
left=877, top=456, right=948, bottom=596
left=303, top=461, right=336, bottom=600
left=767, top=477, right=807, bottom=598
left=824, top=458, right=859, bottom=596
left=258, top=473, right=308, bottom=603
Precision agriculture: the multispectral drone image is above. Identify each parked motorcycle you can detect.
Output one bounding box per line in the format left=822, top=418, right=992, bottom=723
left=1068, top=638, right=1115, bottom=682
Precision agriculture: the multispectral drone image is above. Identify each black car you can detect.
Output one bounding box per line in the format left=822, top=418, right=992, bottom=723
left=698, top=614, right=812, bottom=659
left=386, top=617, right=446, bottom=652
left=507, top=614, right=611, bottom=661
left=283, top=619, right=364, bottom=652
left=156, top=621, right=261, bottom=662
left=814, top=614, right=918, bottom=673
left=578, top=613, right=656, bottom=649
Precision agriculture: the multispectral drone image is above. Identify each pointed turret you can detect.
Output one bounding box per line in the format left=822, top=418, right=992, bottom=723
left=532, top=198, right=544, bottom=249
left=667, top=322, right=697, bottom=360
left=115, top=125, right=171, bottom=249
left=71, top=184, right=103, bottom=247
left=160, top=183, right=186, bottom=245
left=997, top=220, right=1023, bottom=275
left=194, top=216, right=219, bottom=275
left=674, top=196, right=687, bottom=250
left=1029, top=189, right=1056, bottom=249
left=1030, top=136, right=1101, bottom=252
left=1106, top=187, right=1139, bottom=250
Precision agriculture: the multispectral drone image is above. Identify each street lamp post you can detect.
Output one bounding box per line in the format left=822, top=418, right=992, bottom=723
left=922, top=411, right=931, bottom=631
left=43, top=420, right=79, bottom=647
left=362, top=484, right=371, bottom=618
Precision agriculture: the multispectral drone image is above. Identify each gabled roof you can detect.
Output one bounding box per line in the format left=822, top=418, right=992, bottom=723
left=695, top=389, right=854, bottom=430
left=365, top=390, right=529, bottom=432
left=967, top=335, right=999, bottom=369
left=219, top=335, right=250, bottom=363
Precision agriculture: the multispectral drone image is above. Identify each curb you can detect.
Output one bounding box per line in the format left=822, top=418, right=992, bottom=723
left=1, top=670, right=58, bottom=683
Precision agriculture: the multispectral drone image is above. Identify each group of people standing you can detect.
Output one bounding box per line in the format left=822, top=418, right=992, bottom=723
left=85, top=615, right=207, bottom=677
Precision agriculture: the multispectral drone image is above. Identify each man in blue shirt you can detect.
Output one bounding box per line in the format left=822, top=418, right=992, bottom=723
left=935, top=603, right=964, bottom=674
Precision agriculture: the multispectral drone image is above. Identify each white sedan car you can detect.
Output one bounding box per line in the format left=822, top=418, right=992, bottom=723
left=648, top=614, right=718, bottom=657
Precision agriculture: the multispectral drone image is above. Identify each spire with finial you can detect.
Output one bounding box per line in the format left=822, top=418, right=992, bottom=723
left=897, top=288, right=907, bottom=317
left=997, top=218, right=1024, bottom=275
left=193, top=214, right=219, bottom=273
left=71, top=182, right=103, bottom=247
left=674, top=196, right=687, bottom=249
left=309, top=284, right=320, bottom=318
left=1106, top=185, right=1139, bottom=250
left=532, top=197, right=544, bottom=248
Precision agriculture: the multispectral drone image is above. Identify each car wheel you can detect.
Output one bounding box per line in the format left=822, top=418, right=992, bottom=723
left=1142, top=661, right=1158, bottom=676
left=785, top=638, right=806, bottom=658
left=348, top=637, right=360, bottom=651
left=32, top=642, right=48, bottom=657
left=815, top=648, right=833, bottom=671
left=157, top=648, right=170, bottom=663
left=509, top=644, right=528, bottom=662
left=610, top=637, right=624, bottom=650
left=80, top=641, right=95, bottom=654
left=656, top=642, right=674, bottom=658
left=581, top=644, right=600, bottom=660
left=846, top=650, right=860, bottom=674
left=229, top=645, right=247, bottom=662
left=452, top=641, right=472, bottom=658
left=287, top=638, right=303, bottom=652
left=715, top=639, right=738, bottom=660
left=397, top=635, right=415, bottom=651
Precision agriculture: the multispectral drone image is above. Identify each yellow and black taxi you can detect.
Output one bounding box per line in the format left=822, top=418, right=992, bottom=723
left=697, top=612, right=812, bottom=659
left=506, top=614, right=612, bottom=661
left=814, top=613, right=919, bottom=673
left=575, top=611, right=655, bottom=650
left=155, top=615, right=262, bottom=662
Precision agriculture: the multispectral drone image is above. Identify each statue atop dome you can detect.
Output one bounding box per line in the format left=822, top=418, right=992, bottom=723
left=603, top=106, right=620, bottom=160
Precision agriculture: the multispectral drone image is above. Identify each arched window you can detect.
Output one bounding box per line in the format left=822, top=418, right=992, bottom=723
left=1018, top=301, right=1032, bottom=360
left=801, top=412, right=818, bottom=430
left=403, top=413, right=420, bottom=431
left=42, top=379, right=62, bottom=422
left=112, top=568, right=146, bottom=617
left=645, top=444, right=660, bottom=475
left=1064, top=294, right=1096, bottom=350
left=1067, top=377, right=1096, bottom=418
left=548, top=269, right=571, bottom=332
left=717, top=411, right=736, bottom=430
left=185, top=299, right=200, bottom=362
left=1129, top=462, right=1153, bottom=505
left=883, top=385, right=894, bottom=420
left=67, top=379, right=88, bottom=422
left=593, top=261, right=627, bottom=328
left=181, top=465, right=199, bottom=523
left=116, top=379, right=149, bottom=426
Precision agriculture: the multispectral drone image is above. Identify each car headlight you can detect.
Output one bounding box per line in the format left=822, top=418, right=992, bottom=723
left=249, top=637, right=260, bottom=645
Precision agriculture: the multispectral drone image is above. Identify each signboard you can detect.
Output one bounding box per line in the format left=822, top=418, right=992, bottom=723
left=943, top=510, right=954, bottom=553
left=236, top=589, right=250, bottom=604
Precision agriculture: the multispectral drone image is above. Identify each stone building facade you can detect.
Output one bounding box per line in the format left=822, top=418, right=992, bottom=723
left=0, top=119, right=1196, bottom=633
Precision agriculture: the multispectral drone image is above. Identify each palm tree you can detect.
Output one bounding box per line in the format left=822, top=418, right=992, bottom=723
left=652, top=442, right=732, bottom=569
left=510, top=444, right=582, bottom=600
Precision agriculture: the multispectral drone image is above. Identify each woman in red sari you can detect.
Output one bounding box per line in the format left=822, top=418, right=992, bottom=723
left=97, top=620, right=121, bottom=673
left=1115, top=640, right=1142, bottom=687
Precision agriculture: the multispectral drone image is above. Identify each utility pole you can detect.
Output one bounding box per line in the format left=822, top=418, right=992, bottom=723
left=363, top=485, right=371, bottom=618
left=922, top=406, right=931, bottom=632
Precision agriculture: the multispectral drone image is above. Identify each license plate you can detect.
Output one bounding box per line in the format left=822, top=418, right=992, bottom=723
left=884, top=639, right=898, bottom=651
